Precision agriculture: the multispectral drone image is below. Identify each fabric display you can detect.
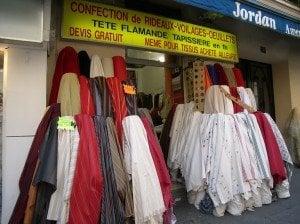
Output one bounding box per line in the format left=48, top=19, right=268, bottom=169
left=10, top=46, right=173, bottom=224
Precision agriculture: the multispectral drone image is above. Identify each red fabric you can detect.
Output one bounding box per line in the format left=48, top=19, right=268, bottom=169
left=232, top=67, right=245, bottom=87
left=113, top=56, right=127, bottom=81
left=229, top=87, right=244, bottom=113
left=141, top=117, right=173, bottom=224
left=78, top=75, right=95, bottom=115
left=253, top=112, right=287, bottom=185
left=69, top=114, right=103, bottom=224
left=214, top=63, right=229, bottom=85
left=9, top=104, right=60, bottom=224
left=48, top=46, right=80, bottom=105
left=106, top=77, right=128, bottom=148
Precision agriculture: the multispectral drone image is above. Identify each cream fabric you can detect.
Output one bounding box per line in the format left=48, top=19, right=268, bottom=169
left=204, top=85, right=234, bottom=114
left=102, top=57, right=114, bottom=77
left=245, top=88, right=257, bottom=111
left=122, top=115, right=165, bottom=223
left=90, top=55, right=105, bottom=78
left=47, top=120, right=80, bottom=223
left=57, top=73, right=81, bottom=116
left=237, top=87, right=252, bottom=113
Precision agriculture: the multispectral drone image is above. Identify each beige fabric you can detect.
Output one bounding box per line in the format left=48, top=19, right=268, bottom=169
left=90, top=55, right=105, bottom=78
left=224, top=67, right=237, bottom=87
left=57, top=73, right=81, bottom=116
left=102, top=57, right=114, bottom=77
left=285, top=106, right=300, bottom=166
left=204, top=85, right=234, bottom=114
left=183, top=67, right=194, bottom=103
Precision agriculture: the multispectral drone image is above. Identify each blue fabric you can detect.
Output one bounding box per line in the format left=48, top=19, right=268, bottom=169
left=206, top=64, right=218, bottom=85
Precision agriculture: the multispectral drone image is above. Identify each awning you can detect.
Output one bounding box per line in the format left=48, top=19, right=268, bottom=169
left=176, top=0, right=300, bottom=38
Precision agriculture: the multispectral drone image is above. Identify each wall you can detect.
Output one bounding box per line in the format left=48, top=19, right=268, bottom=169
left=2, top=47, right=47, bottom=223
left=289, top=49, right=300, bottom=109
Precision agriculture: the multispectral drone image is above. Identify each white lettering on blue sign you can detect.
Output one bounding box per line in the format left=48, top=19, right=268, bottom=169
left=286, top=24, right=300, bottom=37
left=233, top=2, right=276, bottom=30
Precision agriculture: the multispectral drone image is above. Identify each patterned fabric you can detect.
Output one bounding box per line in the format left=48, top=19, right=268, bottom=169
left=68, top=115, right=103, bottom=224
left=198, top=193, right=214, bottom=214
left=9, top=104, right=60, bottom=224
left=49, top=46, right=80, bottom=105
left=106, top=117, right=134, bottom=219
left=94, top=116, right=126, bottom=224
left=183, top=67, right=194, bottom=103
left=193, top=60, right=205, bottom=112
left=106, top=77, right=128, bottom=147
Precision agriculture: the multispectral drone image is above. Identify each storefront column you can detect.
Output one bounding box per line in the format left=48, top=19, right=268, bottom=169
left=1, top=47, right=47, bottom=223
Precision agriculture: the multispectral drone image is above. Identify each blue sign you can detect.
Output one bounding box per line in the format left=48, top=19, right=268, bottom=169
left=177, top=0, right=300, bottom=38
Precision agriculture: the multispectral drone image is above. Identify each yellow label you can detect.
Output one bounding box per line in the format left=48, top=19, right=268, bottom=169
left=57, top=117, right=76, bottom=131
left=62, top=0, right=239, bottom=62
left=123, top=84, right=136, bottom=95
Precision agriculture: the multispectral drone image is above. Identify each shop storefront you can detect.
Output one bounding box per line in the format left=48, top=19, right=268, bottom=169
left=1, top=0, right=299, bottom=223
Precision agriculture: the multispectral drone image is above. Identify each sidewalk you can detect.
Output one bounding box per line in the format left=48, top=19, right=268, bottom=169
left=173, top=168, right=300, bottom=224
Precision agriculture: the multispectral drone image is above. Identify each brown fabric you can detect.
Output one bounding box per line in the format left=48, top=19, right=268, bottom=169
left=193, top=60, right=205, bottom=112
left=224, top=67, right=237, bottom=87
left=23, top=160, right=40, bottom=224
left=106, top=117, right=134, bottom=219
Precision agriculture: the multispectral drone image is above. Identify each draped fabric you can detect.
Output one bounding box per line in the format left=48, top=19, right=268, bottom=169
left=122, top=116, right=165, bottom=223
left=113, top=56, right=127, bottom=81
left=253, top=112, right=287, bottom=185
left=141, top=117, right=173, bottom=224
left=237, top=87, right=252, bottom=113
left=106, top=77, right=128, bottom=146
left=49, top=46, right=80, bottom=105
left=229, top=87, right=244, bottom=113
left=245, top=88, right=257, bottom=111
left=160, top=106, right=176, bottom=162
left=123, top=79, right=138, bottom=115
left=204, top=85, right=234, bottom=114
left=47, top=122, right=80, bottom=223
left=204, top=65, right=213, bottom=91
left=94, top=116, right=126, bottom=224
left=78, top=50, right=90, bottom=78
left=78, top=75, right=95, bottom=115
left=32, top=117, right=59, bottom=224
left=102, top=57, right=114, bottom=78
left=96, top=77, right=114, bottom=117
left=9, top=104, right=60, bottom=224
left=214, top=63, right=229, bottom=85
left=206, top=64, right=218, bottom=85
left=57, top=73, right=81, bottom=116
left=224, top=67, right=237, bottom=87
left=232, top=67, right=245, bottom=87
left=68, top=115, right=103, bottom=224
left=90, top=55, right=105, bottom=78
left=106, top=117, right=134, bottom=219
left=89, top=78, right=103, bottom=116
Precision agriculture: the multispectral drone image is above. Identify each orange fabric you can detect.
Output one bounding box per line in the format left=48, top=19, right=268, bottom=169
left=204, top=66, right=213, bottom=91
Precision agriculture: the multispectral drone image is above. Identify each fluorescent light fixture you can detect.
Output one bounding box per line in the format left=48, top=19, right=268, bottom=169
left=158, top=56, right=165, bottom=62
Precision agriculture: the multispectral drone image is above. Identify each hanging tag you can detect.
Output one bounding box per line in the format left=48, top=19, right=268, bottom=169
left=123, top=84, right=136, bottom=95
left=57, top=117, right=76, bottom=131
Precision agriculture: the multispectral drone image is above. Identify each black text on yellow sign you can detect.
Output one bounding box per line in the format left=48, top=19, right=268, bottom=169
left=62, top=0, right=239, bottom=62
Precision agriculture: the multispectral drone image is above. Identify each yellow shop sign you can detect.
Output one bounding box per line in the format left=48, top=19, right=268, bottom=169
left=62, top=0, right=239, bottom=62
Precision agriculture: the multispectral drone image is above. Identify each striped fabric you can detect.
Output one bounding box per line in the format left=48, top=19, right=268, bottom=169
left=106, top=77, right=128, bottom=147
left=122, top=79, right=138, bottom=115
left=94, top=116, right=126, bottom=223
left=68, top=114, right=103, bottom=224
left=95, top=77, right=114, bottom=117
left=106, top=117, right=134, bottom=220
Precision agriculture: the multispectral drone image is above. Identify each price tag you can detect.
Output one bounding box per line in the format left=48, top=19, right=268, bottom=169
left=123, top=84, right=136, bottom=95
left=57, top=117, right=76, bottom=131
